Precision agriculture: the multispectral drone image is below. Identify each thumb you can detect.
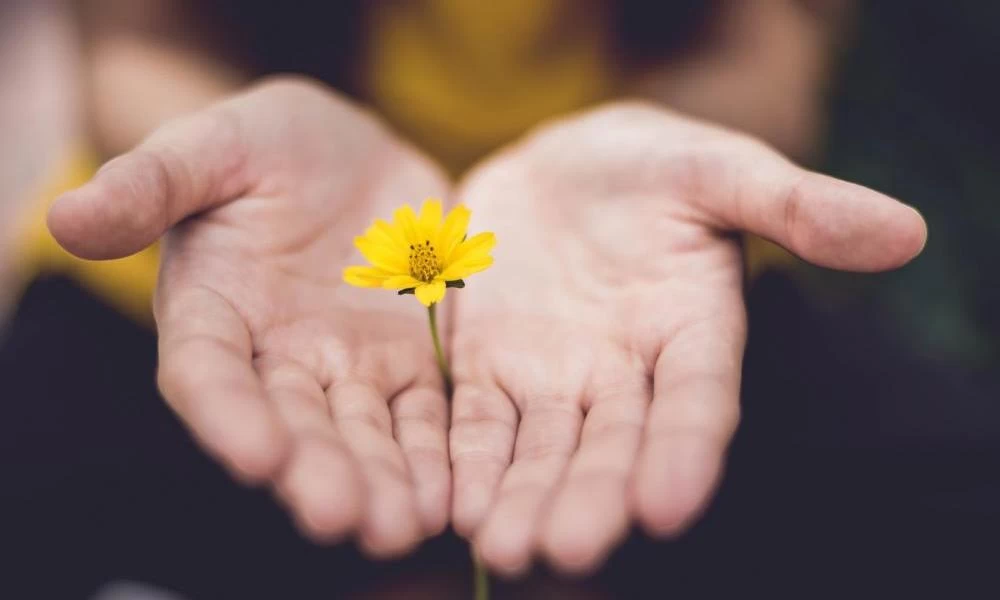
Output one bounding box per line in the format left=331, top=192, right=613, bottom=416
left=708, top=151, right=928, bottom=272
left=47, top=108, right=249, bottom=260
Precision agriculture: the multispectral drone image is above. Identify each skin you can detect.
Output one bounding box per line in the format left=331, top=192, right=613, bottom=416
left=50, top=78, right=454, bottom=557
left=449, top=103, right=925, bottom=575
left=47, top=79, right=926, bottom=571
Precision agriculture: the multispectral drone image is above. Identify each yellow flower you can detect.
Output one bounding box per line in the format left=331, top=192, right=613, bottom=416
left=343, top=198, right=495, bottom=306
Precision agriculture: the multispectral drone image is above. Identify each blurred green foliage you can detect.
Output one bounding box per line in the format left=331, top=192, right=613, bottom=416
left=809, top=0, right=1000, bottom=368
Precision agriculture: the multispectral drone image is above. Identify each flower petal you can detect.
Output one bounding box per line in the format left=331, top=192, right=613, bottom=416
left=355, top=236, right=409, bottom=273
left=418, top=198, right=444, bottom=243
left=448, top=232, right=496, bottom=265
left=439, top=256, right=493, bottom=281
left=343, top=265, right=392, bottom=288
left=394, top=204, right=421, bottom=246
left=414, top=279, right=446, bottom=306
left=439, top=203, right=471, bottom=260
left=364, top=218, right=407, bottom=251
left=382, top=274, right=423, bottom=290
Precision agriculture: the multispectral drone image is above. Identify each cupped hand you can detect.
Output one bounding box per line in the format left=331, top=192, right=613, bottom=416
left=447, top=102, right=927, bottom=575
left=48, top=78, right=453, bottom=556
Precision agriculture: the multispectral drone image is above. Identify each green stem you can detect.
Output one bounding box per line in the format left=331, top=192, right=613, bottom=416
left=426, top=304, right=488, bottom=600
left=474, top=554, right=489, bottom=600
left=427, top=304, right=452, bottom=394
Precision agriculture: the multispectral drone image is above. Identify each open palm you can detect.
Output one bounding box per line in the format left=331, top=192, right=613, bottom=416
left=448, top=103, right=927, bottom=574
left=48, top=79, right=453, bottom=556
left=49, top=81, right=926, bottom=574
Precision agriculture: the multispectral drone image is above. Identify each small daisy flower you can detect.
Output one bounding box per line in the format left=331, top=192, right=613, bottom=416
left=343, top=198, right=495, bottom=306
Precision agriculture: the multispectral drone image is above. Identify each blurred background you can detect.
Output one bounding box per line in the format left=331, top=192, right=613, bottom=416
left=2, top=0, right=998, bottom=597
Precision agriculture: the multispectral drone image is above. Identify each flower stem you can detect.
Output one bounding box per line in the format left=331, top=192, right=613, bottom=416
left=474, top=554, right=489, bottom=600
left=426, top=304, right=488, bottom=600
left=427, top=304, right=452, bottom=394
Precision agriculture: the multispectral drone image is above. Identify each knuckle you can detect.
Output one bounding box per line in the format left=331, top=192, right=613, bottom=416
left=117, top=147, right=180, bottom=237
left=515, top=435, right=572, bottom=463
left=403, top=444, right=450, bottom=471
left=783, top=175, right=809, bottom=245
left=339, top=409, right=391, bottom=434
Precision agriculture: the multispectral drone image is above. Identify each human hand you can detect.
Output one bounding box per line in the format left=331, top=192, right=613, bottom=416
left=48, top=78, right=453, bottom=556
left=447, top=102, right=926, bottom=575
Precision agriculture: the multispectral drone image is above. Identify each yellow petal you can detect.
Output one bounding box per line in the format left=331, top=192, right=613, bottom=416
left=355, top=236, right=409, bottom=273
left=394, top=204, right=420, bottom=246
left=414, top=279, right=446, bottom=306
left=448, top=232, right=496, bottom=265
left=382, top=274, right=422, bottom=290
left=364, top=218, right=407, bottom=251
left=418, top=198, right=444, bottom=243
left=439, top=204, right=471, bottom=260
left=343, top=265, right=391, bottom=288
left=439, top=256, right=493, bottom=281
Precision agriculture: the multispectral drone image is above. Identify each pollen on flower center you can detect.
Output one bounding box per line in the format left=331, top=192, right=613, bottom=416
left=409, top=240, right=441, bottom=282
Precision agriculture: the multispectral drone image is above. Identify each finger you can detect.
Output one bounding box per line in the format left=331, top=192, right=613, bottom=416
left=540, top=376, right=648, bottom=575
left=631, top=309, right=745, bottom=537
left=328, top=380, right=423, bottom=558
left=48, top=105, right=250, bottom=259
left=155, top=286, right=288, bottom=483
left=709, top=151, right=927, bottom=271
left=390, top=384, right=451, bottom=537
left=260, top=360, right=365, bottom=543
left=449, top=383, right=518, bottom=538
left=475, top=402, right=583, bottom=577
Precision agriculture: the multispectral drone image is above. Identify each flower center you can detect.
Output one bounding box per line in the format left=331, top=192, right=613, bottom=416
left=409, top=240, right=441, bottom=282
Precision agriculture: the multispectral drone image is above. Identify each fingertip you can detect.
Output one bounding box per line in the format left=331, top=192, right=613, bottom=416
left=46, top=187, right=111, bottom=260
left=631, top=444, right=721, bottom=538
left=452, top=481, right=492, bottom=538
left=633, top=487, right=691, bottom=538
left=46, top=191, right=72, bottom=243
left=358, top=484, right=424, bottom=559
left=296, top=492, right=362, bottom=545
left=475, top=530, right=534, bottom=580
left=280, top=438, right=365, bottom=542
left=415, top=472, right=451, bottom=537
left=861, top=201, right=928, bottom=271
left=541, top=525, right=607, bottom=577
left=358, top=507, right=424, bottom=559
left=804, top=178, right=931, bottom=272
left=543, top=547, right=605, bottom=579
left=474, top=501, right=541, bottom=579
left=896, top=204, right=929, bottom=264
left=222, top=416, right=291, bottom=484
left=190, top=386, right=291, bottom=485
left=541, top=489, right=626, bottom=576
left=48, top=152, right=173, bottom=260
left=358, top=532, right=422, bottom=561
